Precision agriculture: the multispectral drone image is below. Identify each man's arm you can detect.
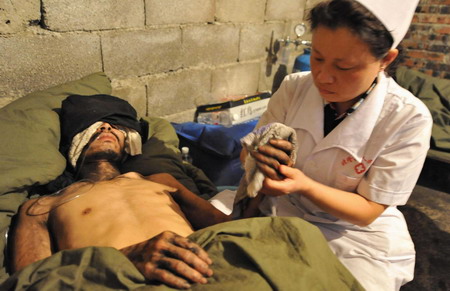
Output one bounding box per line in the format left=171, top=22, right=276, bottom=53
left=147, top=173, right=231, bottom=230
left=9, top=198, right=54, bottom=272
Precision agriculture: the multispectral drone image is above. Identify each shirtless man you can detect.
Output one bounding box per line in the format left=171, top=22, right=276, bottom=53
left=10, top=120, right=230, bottom=289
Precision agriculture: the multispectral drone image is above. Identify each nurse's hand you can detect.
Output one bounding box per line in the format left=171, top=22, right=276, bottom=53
left=250, top=139, right=294, bottom=180
left=261, top=165, right=310, bottom=196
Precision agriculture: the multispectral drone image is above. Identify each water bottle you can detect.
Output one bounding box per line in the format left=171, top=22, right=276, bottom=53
left=181, top=147, right=193, bottom=164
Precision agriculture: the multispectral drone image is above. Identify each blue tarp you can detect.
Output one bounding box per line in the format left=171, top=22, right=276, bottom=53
left=172, top=120, right=257, bottom=186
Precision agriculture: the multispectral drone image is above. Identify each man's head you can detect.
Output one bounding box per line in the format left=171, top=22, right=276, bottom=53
left=59, top=94, right=146, bottom=170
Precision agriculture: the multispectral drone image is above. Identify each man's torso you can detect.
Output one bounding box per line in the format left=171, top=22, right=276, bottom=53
left=40, top=172, right=194, bottom=250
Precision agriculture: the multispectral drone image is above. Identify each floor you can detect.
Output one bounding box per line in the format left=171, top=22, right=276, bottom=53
left=399, top=184, right=450, bottom=291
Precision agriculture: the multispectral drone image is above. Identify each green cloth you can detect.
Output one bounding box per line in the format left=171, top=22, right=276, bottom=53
left=1, top=217, right=363, bottom=290
left=395, top=66, right=450, bottom=152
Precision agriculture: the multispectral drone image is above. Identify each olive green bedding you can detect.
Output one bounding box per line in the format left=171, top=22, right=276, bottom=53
left=1, top=218, right=363, bottom=290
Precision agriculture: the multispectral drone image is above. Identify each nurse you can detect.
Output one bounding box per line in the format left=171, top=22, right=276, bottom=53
left=244, top=0, right=432, bottom=290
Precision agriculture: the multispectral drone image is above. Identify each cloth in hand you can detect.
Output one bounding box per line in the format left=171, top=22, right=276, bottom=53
left=234, top=122, right=297, bottom=205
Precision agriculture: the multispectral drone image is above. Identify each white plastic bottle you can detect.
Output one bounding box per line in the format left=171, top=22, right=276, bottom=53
left=181, top=147, right=193, bottom=164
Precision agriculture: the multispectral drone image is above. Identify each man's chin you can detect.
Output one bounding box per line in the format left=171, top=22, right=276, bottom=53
left=84, top=150, right=124, bottom=163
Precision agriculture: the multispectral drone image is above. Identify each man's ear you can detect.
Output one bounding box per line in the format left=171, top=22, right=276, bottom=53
left=381, top=49, right=399, bottom=69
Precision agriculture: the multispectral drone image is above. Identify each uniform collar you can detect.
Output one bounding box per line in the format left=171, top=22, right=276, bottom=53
left=291, top=72, right=387, bottom=162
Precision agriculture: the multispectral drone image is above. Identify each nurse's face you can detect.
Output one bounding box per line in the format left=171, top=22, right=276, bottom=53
left=310, top=25, right=383, bottom=105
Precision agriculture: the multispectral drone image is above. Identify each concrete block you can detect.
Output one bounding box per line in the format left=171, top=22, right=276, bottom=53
left=259, top=60, right=295, bottom=94
left=215, top=0, right=265, bottom=23
left=240, top=22, right=286, bottom=61
left=146, top=69, right=212, bottom=117
left=258, top=59, right=275, bottom=93
left=163, top=109, right=197, bottom=123
left=145, top=0, right=214, bottom=25
left=0, top=0, right=40, bottom=34
left=111, top=78, right=147, bottom=118
left=266, top=0, right=305, bottom=21
left=42, top=0, right=144, bottom=31
left=182, top=24, right=239, bottom=67
left=306, top=0, right=326, bottom=10
left=0, top=34, right=102, bottom=100
left=102, top=28, right=183, bottom=78
left=211, top=62, right=260, bottom=100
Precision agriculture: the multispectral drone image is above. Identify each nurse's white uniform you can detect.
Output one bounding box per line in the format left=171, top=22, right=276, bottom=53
left=257, top=72, right=432, bottom=291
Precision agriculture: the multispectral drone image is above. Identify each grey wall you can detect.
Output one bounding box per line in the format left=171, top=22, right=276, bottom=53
left=0, top=0, right=318, bottom=121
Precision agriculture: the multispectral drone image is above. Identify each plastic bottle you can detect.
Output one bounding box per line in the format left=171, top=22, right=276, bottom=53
left=181, top=147, right=193, bottom=164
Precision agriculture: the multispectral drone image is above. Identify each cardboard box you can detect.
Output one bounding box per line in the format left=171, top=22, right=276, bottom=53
left=195, top=92, right=271, bottom=126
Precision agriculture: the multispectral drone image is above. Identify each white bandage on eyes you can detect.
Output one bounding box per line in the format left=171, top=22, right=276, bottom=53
left=68, top=122, right=142, bottom=168
left=355, top=0, right=419, bottom=48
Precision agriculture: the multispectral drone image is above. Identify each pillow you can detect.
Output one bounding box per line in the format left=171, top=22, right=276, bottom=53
left=0, top=72, right=111, bottom=284
left=0, top=72, right=112, bottom=195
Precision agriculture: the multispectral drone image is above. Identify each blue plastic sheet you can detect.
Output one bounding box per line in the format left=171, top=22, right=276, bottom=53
left=172, top=120, right=257, bottom=186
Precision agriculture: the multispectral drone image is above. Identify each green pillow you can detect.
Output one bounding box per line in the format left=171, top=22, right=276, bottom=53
left=0, top=72, right=111, bottom=195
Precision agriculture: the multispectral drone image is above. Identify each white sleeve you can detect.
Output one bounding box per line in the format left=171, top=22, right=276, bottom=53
left=358, top=112, right=433, bottom=206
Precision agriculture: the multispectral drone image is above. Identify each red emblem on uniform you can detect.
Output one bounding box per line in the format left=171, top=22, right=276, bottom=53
left=354, top=163, right=366, bottom=174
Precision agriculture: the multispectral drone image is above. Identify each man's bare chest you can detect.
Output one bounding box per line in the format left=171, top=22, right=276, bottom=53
left=46, top=176, right=188, bottom=249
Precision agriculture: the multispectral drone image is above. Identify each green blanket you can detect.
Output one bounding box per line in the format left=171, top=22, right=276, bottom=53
left=1, top=217, right=363, bottom=290
left=395, top=66, right=450, bottom=152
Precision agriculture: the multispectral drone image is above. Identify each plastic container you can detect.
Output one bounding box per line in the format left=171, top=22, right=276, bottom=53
left=181, top=147, right=193, bottom=164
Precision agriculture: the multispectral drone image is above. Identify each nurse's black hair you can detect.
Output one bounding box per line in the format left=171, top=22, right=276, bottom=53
left=307, top=0, right=401, bottom=75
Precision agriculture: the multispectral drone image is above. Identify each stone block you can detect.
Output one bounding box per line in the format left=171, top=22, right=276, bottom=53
left=240, top=22, right=286, bottom=61
left=266, top=0, right=305, bottom=21
left=215, top=0, right=265, bottom=23
left=258, top=60, right=275, bottom=93
left=211, top=62, right=260, bottom=100
left=0, top=34, right=102, bottom=100
left=102, top=28, right=183, bottom=78
left=111, top=78, right=147, bottom=118
left=306, top=0, right=326, bottom=10
left=164, top=109, right=197, bottom=123
left=42, top=0, right=144, bottom=31
left=146, top=69, right=212, bottom=117
left=0, top=0, right=40, bottom=34
left=182, top=24, right=239, bottom=67
left=145, top=0, right=214, bottom=25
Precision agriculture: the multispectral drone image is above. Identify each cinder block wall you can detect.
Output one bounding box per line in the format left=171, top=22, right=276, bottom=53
left=0, top=0, right=316, bottom=121
left=400, top=0, right=449, bottom=79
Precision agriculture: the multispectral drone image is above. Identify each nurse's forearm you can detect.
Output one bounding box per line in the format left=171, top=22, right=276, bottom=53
left=300, top=178, right=387, bottom=226
left=263, top=165, right=387, bottom=226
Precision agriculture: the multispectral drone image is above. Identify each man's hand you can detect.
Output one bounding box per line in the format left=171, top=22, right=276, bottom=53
left=120, top=231, right=213, bottom=289
left=250, top=139, right=294, bottom=180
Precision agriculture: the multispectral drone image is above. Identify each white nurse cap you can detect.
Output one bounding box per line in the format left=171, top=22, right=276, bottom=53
left=355, top=0, right=420, bottom=48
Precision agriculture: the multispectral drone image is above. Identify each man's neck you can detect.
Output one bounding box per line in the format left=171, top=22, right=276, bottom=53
left=77, top=160, right=121, bottom=182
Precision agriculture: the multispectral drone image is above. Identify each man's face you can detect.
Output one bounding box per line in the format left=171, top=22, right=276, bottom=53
left=83, top=122, right=127, bottom=162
